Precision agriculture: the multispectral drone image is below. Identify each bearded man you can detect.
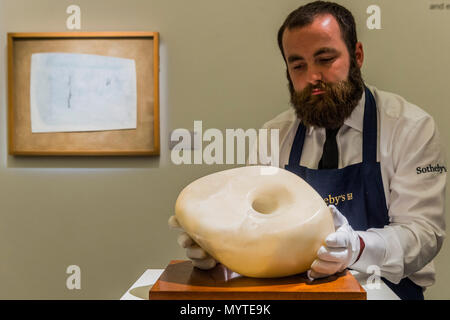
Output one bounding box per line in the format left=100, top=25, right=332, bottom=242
left=171, top=1, right=446, bottom=300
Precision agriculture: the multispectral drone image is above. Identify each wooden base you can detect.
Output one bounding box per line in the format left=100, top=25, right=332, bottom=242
left=149, top=260, right=366, bottom=300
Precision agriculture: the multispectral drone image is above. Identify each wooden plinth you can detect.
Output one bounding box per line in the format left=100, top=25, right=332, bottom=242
left=149, top=260, right=366, bottom=300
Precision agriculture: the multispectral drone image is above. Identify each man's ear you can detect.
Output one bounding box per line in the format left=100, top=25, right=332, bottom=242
left=355, top=42, right=364, bottom=68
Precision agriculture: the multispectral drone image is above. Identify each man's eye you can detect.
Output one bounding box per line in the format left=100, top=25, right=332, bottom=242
left=293, top=65, right=304, bottom=70
left=320, top=57, right=335, bottom=63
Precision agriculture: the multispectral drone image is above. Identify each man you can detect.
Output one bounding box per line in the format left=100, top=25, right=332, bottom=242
left=169, top=1, right=446, bottom=300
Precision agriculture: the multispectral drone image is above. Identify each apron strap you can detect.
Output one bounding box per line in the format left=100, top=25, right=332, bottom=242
left=362, top=86, right=378, bottom=163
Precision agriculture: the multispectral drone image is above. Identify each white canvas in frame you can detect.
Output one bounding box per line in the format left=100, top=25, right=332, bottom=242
left=30, top=52, right=137, bottom=133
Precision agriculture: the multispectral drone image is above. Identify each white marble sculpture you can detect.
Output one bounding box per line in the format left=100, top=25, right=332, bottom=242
left=175, top=166, right=335, bottom=278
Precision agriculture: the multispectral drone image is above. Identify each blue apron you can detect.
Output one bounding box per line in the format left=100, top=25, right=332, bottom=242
left=285, top=86, right=424, bottom=300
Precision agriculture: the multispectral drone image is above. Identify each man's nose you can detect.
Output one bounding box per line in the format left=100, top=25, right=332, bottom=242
left=307, top=67, right=323, bottom=85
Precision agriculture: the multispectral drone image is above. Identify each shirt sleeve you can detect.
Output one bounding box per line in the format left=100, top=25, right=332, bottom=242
left=351, top=113, right=446, bottom=284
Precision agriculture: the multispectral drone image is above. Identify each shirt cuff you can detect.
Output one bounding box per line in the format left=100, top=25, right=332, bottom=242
left=351, top=228, right=404, bottom=284
left=351, top=230, right=386, bottom=273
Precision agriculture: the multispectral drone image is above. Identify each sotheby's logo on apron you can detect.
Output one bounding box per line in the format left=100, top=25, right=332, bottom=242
left=323, top=193, right=354, bottom=206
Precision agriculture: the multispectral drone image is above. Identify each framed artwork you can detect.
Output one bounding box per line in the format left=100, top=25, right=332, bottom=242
left=7, top=32, right=160, bottom=156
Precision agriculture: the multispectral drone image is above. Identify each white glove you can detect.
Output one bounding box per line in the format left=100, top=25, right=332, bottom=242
left=168, top=215, right=217, bottom=270
left=307, top=205, right=362, bottom=280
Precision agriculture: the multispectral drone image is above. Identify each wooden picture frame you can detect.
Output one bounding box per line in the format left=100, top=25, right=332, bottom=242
left=8, top=32, right=160, bottom=156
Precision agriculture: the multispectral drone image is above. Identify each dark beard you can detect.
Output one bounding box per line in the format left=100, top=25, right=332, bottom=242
left=289, top=57, right=364, bottom=129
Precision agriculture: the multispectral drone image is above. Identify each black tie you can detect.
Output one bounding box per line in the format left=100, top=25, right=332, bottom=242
left=318, top=127, right=340, bottom=169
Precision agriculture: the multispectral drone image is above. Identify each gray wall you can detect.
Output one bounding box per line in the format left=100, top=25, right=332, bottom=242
left=0, top=0, right=448, bottom=299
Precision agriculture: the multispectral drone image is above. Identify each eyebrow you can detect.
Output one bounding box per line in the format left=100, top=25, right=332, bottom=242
left=287, top=47, right=339, bottom=64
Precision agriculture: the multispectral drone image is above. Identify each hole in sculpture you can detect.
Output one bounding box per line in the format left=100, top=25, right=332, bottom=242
left=251, top=186, right=293, bottom=215
left=252, top=197, right=278, bottom=214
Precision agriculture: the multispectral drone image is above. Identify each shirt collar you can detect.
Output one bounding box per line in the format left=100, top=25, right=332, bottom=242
left=306, top=89, right=365, bottom=135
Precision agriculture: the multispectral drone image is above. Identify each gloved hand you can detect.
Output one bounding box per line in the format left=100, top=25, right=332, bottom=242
left=168, top=215, right=218, bottom=270
left=307, top=205, right=362, bottom=280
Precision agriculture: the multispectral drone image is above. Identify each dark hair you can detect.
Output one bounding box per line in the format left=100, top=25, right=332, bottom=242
left=277, top=1, right=358, bottom=60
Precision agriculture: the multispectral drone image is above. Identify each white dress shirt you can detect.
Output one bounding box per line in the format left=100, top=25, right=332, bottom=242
left=256, top=84, right=446, bottom=289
